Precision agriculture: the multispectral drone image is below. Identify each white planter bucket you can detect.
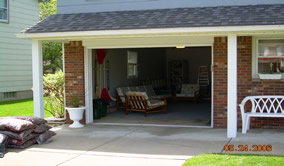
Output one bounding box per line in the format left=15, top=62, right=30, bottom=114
left=66, top=107, right=86, bottom=128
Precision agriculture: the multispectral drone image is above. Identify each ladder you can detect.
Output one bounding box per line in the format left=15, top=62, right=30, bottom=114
left=198, top=66, right=209, bottom=87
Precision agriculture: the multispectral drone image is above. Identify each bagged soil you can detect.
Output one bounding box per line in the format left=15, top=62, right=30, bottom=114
left=0, top=117, right=47, bottom=125
left=36, top=130, right=56, bottom=144
left=0, top=128, right=34, bottom=141
left=0, top=119, right=35, bottom=132
left=7, top=138, right=36, bottom=149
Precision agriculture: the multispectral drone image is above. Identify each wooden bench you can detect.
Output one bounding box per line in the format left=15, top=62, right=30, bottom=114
left=239, top=96, right=284, bottom=134
left=125, top=91, right=167, bottom=117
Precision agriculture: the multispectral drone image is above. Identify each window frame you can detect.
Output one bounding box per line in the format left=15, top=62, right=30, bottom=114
left=253, top=37, right=284, bottom=78
left=127, top=50, right=138, bottom=79
left=0, top=0, right=9, bottom=23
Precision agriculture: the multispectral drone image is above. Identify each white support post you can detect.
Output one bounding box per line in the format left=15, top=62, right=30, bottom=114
left=32, top=40, right=44, bottom=118
left=84, top=48, right=93, bottom=123
left=62, top=42, right=66, bottom=119
left=227, top=35, right=238, bottom=138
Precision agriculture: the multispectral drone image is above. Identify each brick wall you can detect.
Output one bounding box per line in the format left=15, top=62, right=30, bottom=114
left=213, top=37, right=228, bottom=128
left=213, top=36, right=284, bottom=129
left=64, top=41, right=86, bottom=124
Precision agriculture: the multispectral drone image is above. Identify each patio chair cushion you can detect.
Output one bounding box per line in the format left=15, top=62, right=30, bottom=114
left=148, top=100, right=165, bottom=107
left=181, top=84, right=199, bottom=94
left=137, top=86, right=146, bottom=92
left=129, top=86, right=138, bottom=91
left=144, top=85, right=156, bottom=97
left=116, top=87, right=130, bottom=102
left=175, top=84, right=199, bottom=98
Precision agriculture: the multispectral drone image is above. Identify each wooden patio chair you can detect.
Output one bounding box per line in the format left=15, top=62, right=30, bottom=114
left=125, top=92, right=167, bottom=117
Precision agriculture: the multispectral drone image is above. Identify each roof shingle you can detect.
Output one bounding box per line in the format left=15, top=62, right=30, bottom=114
left=24, top=4, right=284, bottom=33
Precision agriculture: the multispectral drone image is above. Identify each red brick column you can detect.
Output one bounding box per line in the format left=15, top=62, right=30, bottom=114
left=64, top=41, right=86, bottom=124
left=236, top=36, right=253, bottom=128
left=213, top=37, right=228, bottom=128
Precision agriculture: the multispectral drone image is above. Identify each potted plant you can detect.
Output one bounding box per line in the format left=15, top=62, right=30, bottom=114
left=65, top=95, right=86, bottom=128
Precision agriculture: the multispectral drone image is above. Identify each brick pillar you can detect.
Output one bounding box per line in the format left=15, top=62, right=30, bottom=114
left=213, top=37, right=228, bottom=128
left=237, top=36, right=252, bottom=128
left=64, top=41, right=86, bottom=124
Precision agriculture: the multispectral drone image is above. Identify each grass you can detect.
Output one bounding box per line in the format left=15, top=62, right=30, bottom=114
left=0, top=98, right=53, bottom=118
left=183, top=154, right=284, bottom=166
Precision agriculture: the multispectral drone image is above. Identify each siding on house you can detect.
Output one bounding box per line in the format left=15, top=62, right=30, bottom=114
left=0, top=0, right=38, bottom=100
left=57, top=0, right=284, bottom=14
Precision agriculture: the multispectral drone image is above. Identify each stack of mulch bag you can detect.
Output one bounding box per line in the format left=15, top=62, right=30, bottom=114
left=0, top=116, right=56, bottom=158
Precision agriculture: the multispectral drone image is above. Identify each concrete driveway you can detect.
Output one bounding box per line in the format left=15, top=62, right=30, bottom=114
left=2, top=124, right=284, bottom=166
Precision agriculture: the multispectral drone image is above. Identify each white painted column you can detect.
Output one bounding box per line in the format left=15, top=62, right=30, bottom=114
left=32, top=40, right=44, bottom=118
left=227, top=35, right=238, bottom=138
left=84, top=48, right=93, bottom=123
left=62, top=43, right=66, bottom=119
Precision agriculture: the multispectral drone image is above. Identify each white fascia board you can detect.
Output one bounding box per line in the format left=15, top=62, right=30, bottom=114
left=17, top=25, right=284, bottom=40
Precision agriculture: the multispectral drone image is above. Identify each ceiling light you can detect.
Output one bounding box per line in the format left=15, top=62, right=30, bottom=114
left=176, top=46, right=185, bottom=49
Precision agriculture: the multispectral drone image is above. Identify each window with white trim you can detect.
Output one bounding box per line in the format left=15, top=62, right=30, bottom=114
left=0, top=0, right=8, bottom=22
left=257, top=39, right=284, bottom=74
left=127, top=51, right=138, bottom=78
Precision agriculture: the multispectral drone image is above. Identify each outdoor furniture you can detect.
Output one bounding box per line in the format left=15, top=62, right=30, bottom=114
left=175, top=84, right=199, bottom=102
left=125, top=91, right=167, bottom=117
left=116, top=85, right=171, bottom=110
left=239, top=96, right=284, bottom=134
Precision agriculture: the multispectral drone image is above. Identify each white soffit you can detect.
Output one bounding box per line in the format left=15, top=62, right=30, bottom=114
left=82, top=36, right=214, bottom=48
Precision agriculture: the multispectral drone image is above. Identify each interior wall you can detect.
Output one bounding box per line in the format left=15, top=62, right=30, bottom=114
left=166, top=47, right=212, bottom=84
left=93, top=48, right=167, bottom=99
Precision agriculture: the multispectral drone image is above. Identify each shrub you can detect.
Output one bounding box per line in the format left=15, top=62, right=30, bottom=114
left=43, top=70, right=64, bottom=118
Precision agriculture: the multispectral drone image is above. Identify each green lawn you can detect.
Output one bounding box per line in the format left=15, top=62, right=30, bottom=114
left=0, top=98, right=52, bottom=118
left=183, top=154, right=284, bottom=166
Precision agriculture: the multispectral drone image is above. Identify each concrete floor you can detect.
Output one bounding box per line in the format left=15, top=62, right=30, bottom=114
left=2, top=124, right=284, bottom=166
left=96, top=101, right=211, bottom=127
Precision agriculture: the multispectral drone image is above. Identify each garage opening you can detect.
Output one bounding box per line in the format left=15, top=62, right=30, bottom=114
left=92, top=46, right=212, bottom=127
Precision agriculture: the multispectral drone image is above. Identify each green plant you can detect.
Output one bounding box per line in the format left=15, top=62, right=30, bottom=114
left=71, top=95, right=80, bottom=108
left=43, top=70, right=64, bottom=118
left=42, top=41, right=62, bottom=74
left=261, top=71, right=281, bottom=74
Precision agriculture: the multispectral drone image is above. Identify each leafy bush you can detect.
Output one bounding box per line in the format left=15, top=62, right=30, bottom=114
left=43, top=71, right=64, bottom=118
left=42, top=41, right=62, bottom=74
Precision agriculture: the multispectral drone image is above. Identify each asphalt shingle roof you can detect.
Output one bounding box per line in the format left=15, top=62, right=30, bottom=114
left=24, top=4, right=284, bottom=33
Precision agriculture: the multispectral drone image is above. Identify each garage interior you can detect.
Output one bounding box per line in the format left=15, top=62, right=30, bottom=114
left=92, top=46, right=212, bottom=127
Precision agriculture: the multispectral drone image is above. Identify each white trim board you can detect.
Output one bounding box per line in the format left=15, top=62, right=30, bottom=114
left=92, top=122, right=212, bottom=128
left=17, top=25, right=284, bottom=40
left=83, top=36, right=214, bottom=49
